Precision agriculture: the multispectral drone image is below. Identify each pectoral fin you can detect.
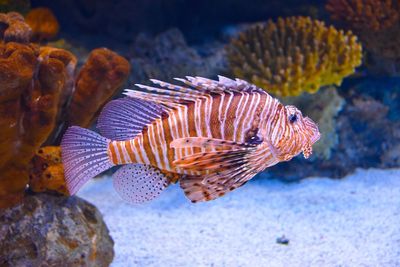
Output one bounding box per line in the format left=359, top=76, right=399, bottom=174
left=170, top=137, right=256, bottom=150
left=180, top=164, right=258, bottom=203
left=173, top=150, right=251, bottom=173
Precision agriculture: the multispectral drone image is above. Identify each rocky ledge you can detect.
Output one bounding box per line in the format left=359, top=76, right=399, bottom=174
left=0, top=193, right=114, bottom=267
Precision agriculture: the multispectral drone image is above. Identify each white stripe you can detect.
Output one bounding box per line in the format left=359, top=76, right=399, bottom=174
left=233, top=92, right=249, bottom=141
left=148, top=124, right=162, bottom=169
left=157, top=119, right=171, bottom=171
left=138, top=135, right=150, bottom=164
left=130, top=139, right=142, bottom=163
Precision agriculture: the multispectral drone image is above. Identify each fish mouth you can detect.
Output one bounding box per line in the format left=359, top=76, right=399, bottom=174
left=302, top=117, right=321, bottom=158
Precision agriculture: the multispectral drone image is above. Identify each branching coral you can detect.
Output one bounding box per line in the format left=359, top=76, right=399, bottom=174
left=326, top=0, right=400, bottom=32
left=326, top=0, right=400, bottom=71
left=0, top=12, right=130, bottom=208
left=227, top=16, right=362, bottom=97
left=25, top=7, right=60, bottom=41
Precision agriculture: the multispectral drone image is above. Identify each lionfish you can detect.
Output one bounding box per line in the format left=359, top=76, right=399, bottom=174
left=61, top=76, right=320, bottom=203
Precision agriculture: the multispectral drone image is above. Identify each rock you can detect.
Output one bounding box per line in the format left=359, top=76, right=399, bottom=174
left=0, top=193, right=114, bottom=267
left=129, top=28, right=228, bottom=85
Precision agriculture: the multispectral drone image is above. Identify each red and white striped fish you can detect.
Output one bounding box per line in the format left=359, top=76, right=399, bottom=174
left=61, top=76, right=320, bottom=203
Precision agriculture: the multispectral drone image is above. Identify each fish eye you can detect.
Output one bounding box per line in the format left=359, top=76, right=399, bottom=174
left=288, top=114, right=297, bottom=123
left=246, top=133, right=263, bottom=145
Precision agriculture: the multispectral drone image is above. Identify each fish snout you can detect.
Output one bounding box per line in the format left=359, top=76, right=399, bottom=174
left=304, top=117, right=320, bottom=145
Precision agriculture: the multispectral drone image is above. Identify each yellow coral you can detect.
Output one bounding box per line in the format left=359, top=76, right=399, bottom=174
left=227, top=16, right=363, bottom=97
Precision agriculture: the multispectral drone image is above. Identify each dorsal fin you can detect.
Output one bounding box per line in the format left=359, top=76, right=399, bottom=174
left=97, top=97, right=164, bottom=141
left=123, top=76, right=267, bottom=106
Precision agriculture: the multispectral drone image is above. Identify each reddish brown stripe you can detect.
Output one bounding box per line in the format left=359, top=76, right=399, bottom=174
left=142, top=129, right=157, bottom=166
left=108, top=143, right=118, bottom=164
left=133, top=138, right=145, bottom=164
left=162, top=114, right=175, bottom=168
left=235, top=93, right=252, bottom=141
left=200, top=99, right=208, bottom=137
left=186, top=102, right=201, bottom=154
left=124, top=140, right=135, bottom=163
left=224, top=92, right=241, bottom=141
left=116, top=141, right=126, bottom=164
left=154, top=121, right=166, bottom=169
left=210, top=93, right=222, bottom=139
left=187, top=102, right=197, bottom=137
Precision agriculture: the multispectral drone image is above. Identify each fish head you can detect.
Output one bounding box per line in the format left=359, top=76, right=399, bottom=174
left=272, top=105, right=320, bottom=160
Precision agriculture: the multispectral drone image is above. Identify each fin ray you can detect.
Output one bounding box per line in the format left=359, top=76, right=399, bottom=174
left=97, top=97, right=163, bottom=141
left=61, top=126, right=114, bottom=195
left=123, top=76, right=267, bottom=106
left=113, top=164, right=169, bottom=203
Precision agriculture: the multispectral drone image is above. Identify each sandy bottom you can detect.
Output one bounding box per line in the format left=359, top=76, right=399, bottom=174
left=79, top=168, right=400, bottom=267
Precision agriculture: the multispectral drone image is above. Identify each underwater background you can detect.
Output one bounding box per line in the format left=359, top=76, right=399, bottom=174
left=0, top=0, right=399, bottom=266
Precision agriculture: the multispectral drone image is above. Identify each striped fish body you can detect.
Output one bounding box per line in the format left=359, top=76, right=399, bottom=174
left=61, top=76, right=320, bottom=203
left=107, top=90, right=281, bottom=176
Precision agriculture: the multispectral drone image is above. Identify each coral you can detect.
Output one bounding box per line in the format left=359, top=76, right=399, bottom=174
left=326, top=0, right=400, bottom=32
left=0, top=42, right=76, bottom=208
left=68, top=48, right=130, bottom=128
left=326, top=0, right=400, bottom=74
left=227, top=16, right=362, bottom=97
left=0, top=12, right=130, bottom=209
left=25, top=7, right=60, bottom=41
left=29, top=146, right=68, bottom=195
left=282, top=86, right=345, bottom=159
left=0, top=11, right=32, bottom=42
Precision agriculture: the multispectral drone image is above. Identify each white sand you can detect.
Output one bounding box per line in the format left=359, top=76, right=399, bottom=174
left=79, top=168, right=400, bottom=267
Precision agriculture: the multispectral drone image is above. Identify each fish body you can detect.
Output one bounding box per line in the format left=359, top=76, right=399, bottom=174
left=61, top=76, right=320, bottom=203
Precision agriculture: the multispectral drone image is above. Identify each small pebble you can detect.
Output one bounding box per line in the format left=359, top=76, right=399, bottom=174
left=276, top=235, right=289, bottom=245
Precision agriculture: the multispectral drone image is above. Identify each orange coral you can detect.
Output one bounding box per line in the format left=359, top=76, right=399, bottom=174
left=0, top=12, right=32, bottom=43
left=68, top=48, right=131, bottom=128
left=25, top=7, right=60, bottom=41
left=326, top=0, right=400, bottom=62
left=0, top=42, right=76, bottom=208
left=326, top=0, right=400, bottom=32
left=227, top=17, right=362, bottom=97
left=29, top=146, right=68, bottom=195
left=0, top=12, right=131, bottom=208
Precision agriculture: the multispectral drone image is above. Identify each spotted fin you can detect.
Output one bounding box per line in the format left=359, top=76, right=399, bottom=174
left=97, top=97, right=163, bottom=141
left=113, top=164, right=170, bottom=203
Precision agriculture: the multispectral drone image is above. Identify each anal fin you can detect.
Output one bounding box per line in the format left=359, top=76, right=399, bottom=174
left=113, top=164, right=169, bottom=203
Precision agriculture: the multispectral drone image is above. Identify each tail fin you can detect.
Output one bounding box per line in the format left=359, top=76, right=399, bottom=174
left=61, top=126, right=114, bottom=195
